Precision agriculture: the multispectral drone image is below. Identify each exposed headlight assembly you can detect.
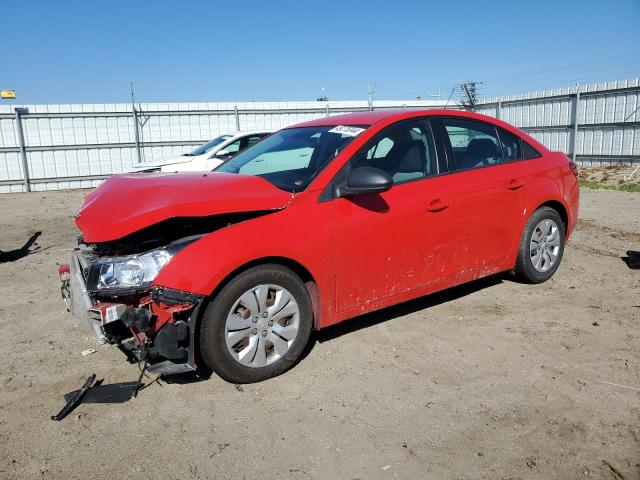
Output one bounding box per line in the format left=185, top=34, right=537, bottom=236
left=86, top=238, right=196, bottom=292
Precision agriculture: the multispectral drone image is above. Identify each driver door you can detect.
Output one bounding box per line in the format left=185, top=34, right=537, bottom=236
left=332, top=118, right=457, bottom=313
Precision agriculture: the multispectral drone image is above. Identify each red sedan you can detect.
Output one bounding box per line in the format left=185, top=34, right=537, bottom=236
left=62, top=109, right=579, bottom=383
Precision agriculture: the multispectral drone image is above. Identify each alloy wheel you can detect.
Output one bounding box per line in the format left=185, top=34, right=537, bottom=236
left=224, top=284, right=300, bottom=368
left=529, top=219, right=561, bottom=273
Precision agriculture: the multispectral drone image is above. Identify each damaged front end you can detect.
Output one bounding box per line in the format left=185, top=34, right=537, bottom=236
left=58, top=172, right=293, bottom=375
left=60, top=236, right=204, bottom=376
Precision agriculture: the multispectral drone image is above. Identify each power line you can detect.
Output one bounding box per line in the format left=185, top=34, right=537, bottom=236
left=444, top=85, right=458, bottom=109
left=485, top=64, right=640, bottom=89
left=480, top=52, right=640, bottom=84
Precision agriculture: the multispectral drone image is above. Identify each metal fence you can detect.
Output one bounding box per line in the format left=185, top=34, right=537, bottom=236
left=0, top=99, right=449, bottom=193
left=1, top=76, right=639, bottom=193
left=476, top=77, right=640, bottom=167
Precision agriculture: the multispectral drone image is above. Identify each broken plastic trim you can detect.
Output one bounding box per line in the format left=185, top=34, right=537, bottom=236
left=111, top=288, right=205, bottom=376
left=51, top=374, right=96, bottom=421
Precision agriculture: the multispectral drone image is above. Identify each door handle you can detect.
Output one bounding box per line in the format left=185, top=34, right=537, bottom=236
left=507, top=178, right=524, bottom=190
left=426, top=199, right=449, bottom=212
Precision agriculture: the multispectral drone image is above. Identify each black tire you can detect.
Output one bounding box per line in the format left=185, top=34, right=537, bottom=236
left=513, top=206, right=566, bottom=284
left=199, top=264, right=313, bottom=383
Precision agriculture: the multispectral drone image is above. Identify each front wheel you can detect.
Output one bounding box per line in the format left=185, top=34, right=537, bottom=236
left=513, top=206, right=565, bottom=283
left=199, top=264, right=313, bottom=383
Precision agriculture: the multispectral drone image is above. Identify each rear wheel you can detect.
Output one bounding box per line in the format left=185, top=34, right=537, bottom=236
left=514, top=206, right=565, bottom=283
left=199, top=264, right=313, bottom=383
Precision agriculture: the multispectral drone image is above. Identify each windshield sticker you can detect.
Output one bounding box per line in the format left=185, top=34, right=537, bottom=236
left=328, top=125, right=366, bottom=137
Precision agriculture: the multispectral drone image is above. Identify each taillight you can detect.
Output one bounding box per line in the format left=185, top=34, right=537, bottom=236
left=568, top=159, right=579, bottom=178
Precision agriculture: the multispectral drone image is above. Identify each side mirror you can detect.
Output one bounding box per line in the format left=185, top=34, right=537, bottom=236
left=214, top=148, right=231, bottom=158
left=336, top=166, right=393, bottom=198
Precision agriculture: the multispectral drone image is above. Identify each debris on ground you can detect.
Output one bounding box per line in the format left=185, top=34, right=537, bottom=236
left=51, top=374, right=96, bottom=421
left=601, top=459, right=625, bottom=480
left=625, top=250, right=640, bottom=269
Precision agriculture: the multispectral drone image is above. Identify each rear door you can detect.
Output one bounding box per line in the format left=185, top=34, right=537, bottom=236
left=332, top=118, right=457, bottom=312
left=433, top=117, right=529, bottom=274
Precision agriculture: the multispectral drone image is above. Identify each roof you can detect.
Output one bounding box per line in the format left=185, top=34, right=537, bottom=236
left=291, top=109, right=409, bottom=127
left=227, top=129, right=275, bottom=136
left=289, top=108, right=508, bottom=128
left=287, top=109, right=550, bottom=153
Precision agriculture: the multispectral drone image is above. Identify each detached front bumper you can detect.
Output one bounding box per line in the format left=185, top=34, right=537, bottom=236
left=63, top=250, right=108, bottom=343
left=59, top=250, right=204, bottom=375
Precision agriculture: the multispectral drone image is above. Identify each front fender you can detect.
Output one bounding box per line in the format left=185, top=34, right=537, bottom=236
left=153, top=194, right=335, bottom=324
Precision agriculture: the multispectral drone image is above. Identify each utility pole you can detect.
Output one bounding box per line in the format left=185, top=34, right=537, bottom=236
left=316, top=86, right=328, bottom=102
left=130, top=81, right=143, bottom=165
left=460, top=81, right=481, bottom=111
left=14, top=107, right=30, bottom=191
left=367, top=83, right=376, bottom=111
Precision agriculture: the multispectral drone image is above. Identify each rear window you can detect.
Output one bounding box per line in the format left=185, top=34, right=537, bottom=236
left=522, top=141, right=541, bottom=159
left=497, top=128, right=522, bottom=161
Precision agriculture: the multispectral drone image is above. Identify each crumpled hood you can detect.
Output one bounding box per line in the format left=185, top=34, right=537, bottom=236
left=76, top=172, right=293, bottom=243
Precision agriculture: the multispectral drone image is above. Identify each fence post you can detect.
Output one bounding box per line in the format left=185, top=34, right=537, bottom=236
left=235, top=106, right=240, bottom=130
left=132, top=106, right=142, bottom=165
left=14, top=107, right=30, bottom=192
left=571, top=84, right=581, bottom=163
left=326, top=103, right=330, bottom=117
left=496, top=100, right=502, bottom=120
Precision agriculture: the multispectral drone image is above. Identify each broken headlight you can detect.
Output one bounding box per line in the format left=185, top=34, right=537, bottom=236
left=86, top=238, right=196, bottom=292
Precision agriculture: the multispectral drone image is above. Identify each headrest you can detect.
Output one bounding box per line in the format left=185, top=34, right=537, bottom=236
left=467, top=138, right=498, bottom=158
left=396, top=141, right=426, bottom=173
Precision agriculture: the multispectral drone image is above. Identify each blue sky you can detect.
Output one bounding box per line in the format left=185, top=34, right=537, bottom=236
left=2, top=0, right=639, bottom=104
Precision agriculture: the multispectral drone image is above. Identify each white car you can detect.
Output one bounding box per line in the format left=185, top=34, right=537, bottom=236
left=132, top=130, right=272, bottom=173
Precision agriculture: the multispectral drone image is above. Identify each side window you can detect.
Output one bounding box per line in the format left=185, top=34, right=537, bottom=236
left=224, top=138, right=242, bottom=154
left=366, top=137, right=394, bottom=160
left=352, top=119, right=438, bottom=183
left=442, top=118, right=502, bottom=170
left=522, top=141, right=541, bottom=159
left=247, top=135, right=264, bottom=147
left=497, top=127, right=522, bottom=161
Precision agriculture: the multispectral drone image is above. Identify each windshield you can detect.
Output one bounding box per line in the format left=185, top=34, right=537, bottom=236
left=187, top=135, right=232, bottom=156
left=215, top=126, right=366, bottom=192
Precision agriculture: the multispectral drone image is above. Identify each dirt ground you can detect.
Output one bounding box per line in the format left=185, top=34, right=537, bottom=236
left=579, top=165, right=640, bottom=189
left=0, top=187, right=638, bottom=480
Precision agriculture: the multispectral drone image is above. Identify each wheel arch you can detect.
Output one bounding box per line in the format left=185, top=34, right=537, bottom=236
left=204, top=256, right=323, bottom=330
left=535, top=200, right=568, bottom=236
left=508, top=196, right=570, bottom=270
